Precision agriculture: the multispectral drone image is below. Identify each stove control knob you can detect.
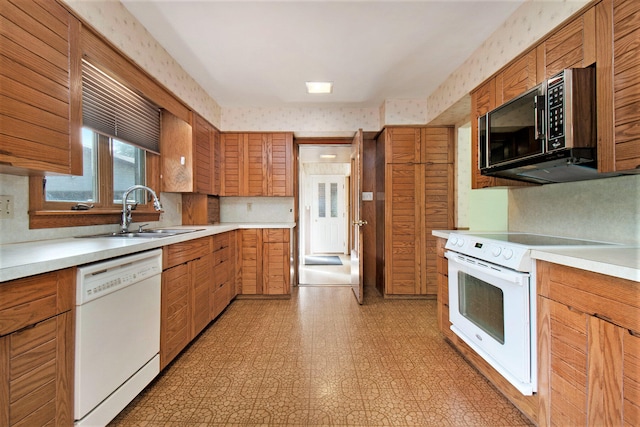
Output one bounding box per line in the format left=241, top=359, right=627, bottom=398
left=503, top=249, right=514, bottom=260
left=449, top=236, right=458, bottom=246
left=456, top=238, right=465, bottom=247
left=491, top=246, right=502, bottom=257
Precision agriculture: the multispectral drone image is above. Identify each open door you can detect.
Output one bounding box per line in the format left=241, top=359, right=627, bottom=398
left=350, top=129, right=366, bottom=304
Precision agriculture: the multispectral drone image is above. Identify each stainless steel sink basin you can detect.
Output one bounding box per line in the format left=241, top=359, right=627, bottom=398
left=78, top=229, right=203, bottom=239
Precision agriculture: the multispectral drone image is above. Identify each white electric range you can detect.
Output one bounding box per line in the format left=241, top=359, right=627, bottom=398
left=444, top=232, right=617, bottom=395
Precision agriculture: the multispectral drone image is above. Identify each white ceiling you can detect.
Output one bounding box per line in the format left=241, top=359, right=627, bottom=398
left=121, top=0, right=526, bottom=109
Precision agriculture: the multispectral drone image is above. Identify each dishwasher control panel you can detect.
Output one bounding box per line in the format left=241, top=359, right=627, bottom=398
left=76, top=249, right=162, bottom=304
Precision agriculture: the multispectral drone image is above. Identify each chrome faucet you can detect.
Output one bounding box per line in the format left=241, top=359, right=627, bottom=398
left=120, top=185, right=163, bottom=233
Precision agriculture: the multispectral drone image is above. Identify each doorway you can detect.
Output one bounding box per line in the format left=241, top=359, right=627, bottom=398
left=298, top=144, right=352, bottom=286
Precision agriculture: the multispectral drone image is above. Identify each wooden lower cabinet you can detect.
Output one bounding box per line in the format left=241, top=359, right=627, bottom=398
left=435, top=237, right=453, bottom=341
left=160, top=232, right=237, bottom=369
left=0, top=268, right=75, bottom=427
left=211, top=231, right=237, bottom=319
left=537, top=260, right=640, bottom=426
left=263, top=229, right=290, bottom=295
left=160, top=262, right=192, bottom=369
left=239, top=228, right=291, bottom=296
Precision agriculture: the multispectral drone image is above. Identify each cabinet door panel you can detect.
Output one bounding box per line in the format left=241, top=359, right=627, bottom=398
left=161, top=110, right=194, bottom=192
left=587, top=316, right=624, bottom=426
left=497, top=49, right=537, bottom=104
left=385, top=164, right=420, bottom=295
left=471, top=80, right=496, bottom=189
left=194, top=114, right=214, bottom=195
left=161, top=264, right=191, bottom=368
left=263, top=242, right=290, bottom=295
left=385, top=128, right=420, bottom=163
left=623, top=331, right=640, bottom=424
left=6, top=313, right=72, bottom=427
left=269, top=133, right=293, bottom=196
left=239, top=229, right=262, bottom=295
left=192, top=254, right=212, bottom=336
left=422, top=127, right=453, bottom=163
left=246, top=133, right=267, bottom=196
left=0, top=0, right=81, bottom=175
left=220, top=133, right=243, bottom=196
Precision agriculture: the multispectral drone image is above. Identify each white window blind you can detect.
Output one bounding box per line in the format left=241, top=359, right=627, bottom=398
left=82, top=60, right=160, bottom=153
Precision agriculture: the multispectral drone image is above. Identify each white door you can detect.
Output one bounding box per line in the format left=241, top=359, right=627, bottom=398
left=310, top=175, right=345, bottom=253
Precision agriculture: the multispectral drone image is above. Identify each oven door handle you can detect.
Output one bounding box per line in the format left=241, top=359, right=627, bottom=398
left=445, top=251, right=529, bottom=285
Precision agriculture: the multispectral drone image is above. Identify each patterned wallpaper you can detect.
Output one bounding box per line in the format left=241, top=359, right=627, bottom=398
left=64, top=0, right=589, bottom=131
left=221, top=106, right=379, bottom=133
left=380, top=99, right=427, bottom=126
left=63, top=0, right=222, bottom=128
left=426, top=0, right=589, bottom=124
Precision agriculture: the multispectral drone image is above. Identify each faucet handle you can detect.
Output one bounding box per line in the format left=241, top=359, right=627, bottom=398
left=138, top=224, right=150, bottom=232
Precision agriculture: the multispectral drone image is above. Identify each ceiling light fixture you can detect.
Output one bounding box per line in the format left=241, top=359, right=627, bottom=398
left=306, top=81, right=333, bottom=94
left=320, top=154, right=337, bottom=159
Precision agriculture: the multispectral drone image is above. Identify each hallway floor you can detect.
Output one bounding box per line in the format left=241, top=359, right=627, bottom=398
left=109, top=286, right=533, bottom=426
left=298, top=254, right=351, bottom=286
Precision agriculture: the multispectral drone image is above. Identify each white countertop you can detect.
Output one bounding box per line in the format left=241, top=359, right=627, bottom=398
left=432, top=230, right=639, bottom=282
left=0, top=223, right=295, bottom=283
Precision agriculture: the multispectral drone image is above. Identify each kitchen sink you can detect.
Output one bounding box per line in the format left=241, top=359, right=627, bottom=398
left=78, top=229, right=203, bottom=239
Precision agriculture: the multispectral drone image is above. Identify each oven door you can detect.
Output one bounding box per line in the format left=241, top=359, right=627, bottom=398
left=445, top=251, right=534, bottom=395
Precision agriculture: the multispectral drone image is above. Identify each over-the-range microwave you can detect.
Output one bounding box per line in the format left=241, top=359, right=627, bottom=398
left=478, top=68, right=603, bottom=184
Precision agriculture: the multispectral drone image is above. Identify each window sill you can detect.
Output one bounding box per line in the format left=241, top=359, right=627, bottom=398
left=29, top=210, right=162, bottom=229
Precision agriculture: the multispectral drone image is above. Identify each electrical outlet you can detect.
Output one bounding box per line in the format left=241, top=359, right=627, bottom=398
left=0, top=195, right=14, bottom=219
left=247, top=203, right=252, bottom=212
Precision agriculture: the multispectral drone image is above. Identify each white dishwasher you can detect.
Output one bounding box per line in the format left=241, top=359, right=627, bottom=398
left=75, top=249, right=162, bottom=427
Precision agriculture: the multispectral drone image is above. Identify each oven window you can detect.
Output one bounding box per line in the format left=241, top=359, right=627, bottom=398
left=458, top=271, right=505, bottom=344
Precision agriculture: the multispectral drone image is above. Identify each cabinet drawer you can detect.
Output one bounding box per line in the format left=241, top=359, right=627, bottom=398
left=537, top=261, right=640, bottom=332
left=263, top=228, right=289, bottom=243
left=0, top=269, right=74, bottom=336
left=212, top=232, right=230, bottom=251
left=163, top=236, right=212, bottom=269
left=214, top=261, right=230, bottom=286
left=213, top=246, right=230, bottom=266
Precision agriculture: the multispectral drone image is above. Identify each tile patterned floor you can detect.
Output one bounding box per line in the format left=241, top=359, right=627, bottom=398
left=109, top=286, right=533, bottom=426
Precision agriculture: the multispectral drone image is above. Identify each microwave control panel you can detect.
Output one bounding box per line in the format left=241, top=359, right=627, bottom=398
left=547, top=76, right=565, bottom=150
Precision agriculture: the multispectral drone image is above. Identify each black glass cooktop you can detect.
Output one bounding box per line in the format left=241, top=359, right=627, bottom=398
left=469, top=233, right=614, bottom=247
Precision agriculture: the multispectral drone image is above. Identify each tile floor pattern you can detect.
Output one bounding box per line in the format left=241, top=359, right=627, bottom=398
left=109, top=286, right=533, bottom=426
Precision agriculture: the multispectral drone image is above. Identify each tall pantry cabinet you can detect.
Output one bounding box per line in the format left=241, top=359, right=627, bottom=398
left=377, top=127, right=454, bottom=297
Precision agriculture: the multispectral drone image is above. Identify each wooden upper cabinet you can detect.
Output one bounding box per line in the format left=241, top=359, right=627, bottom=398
left=0, top=0, right=82, bottom=175
left=162, top=111, right=221, bottom=194
left=596, top=0, right=640, bottom=173
left=221, top=132, right=294, bottom=196
left=220, top=133, right=244, bottom=196
left=470, top=79, right=496, bottom=189
left=496, top=49, right=538, bottom=104
left=245, top=133, right=267, bottom=196
left=422, top=127, right=454, bottom=164
left=384, top=127, right=454, bottom=165
left=268, top=133, right=294, bottom=196
left=537, top=7, right=596, bottom=79
left=384, top=127, right=421, bottom=163
left=161, top=110, right=193, bottom=192
left=194, top=114, right=220, bottom=195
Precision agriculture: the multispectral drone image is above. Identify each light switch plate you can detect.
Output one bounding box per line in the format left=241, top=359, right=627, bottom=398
left=0, top=195, right=14, bottom=218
